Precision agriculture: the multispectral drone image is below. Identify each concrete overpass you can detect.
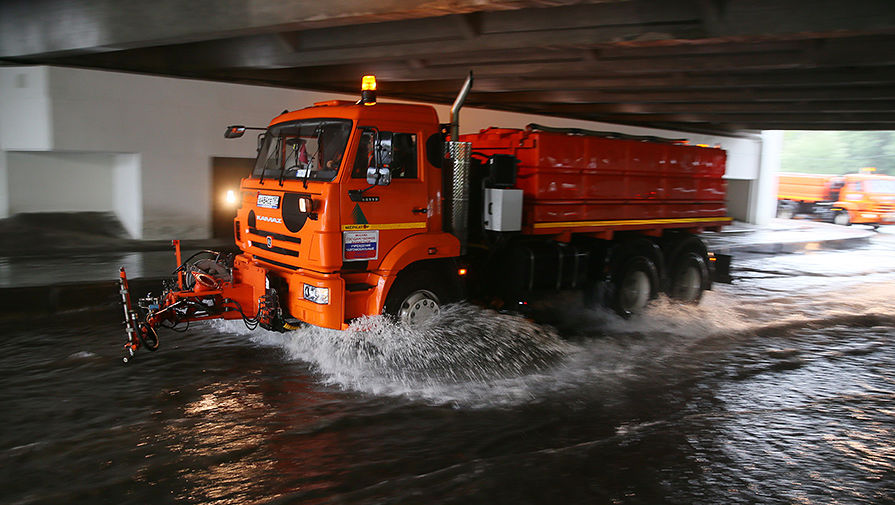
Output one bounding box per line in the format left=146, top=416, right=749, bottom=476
left=0, top=0, right=893, bottom=238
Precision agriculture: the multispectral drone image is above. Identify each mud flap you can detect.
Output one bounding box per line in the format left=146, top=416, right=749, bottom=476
left=709, top=253, right=733, bottom=284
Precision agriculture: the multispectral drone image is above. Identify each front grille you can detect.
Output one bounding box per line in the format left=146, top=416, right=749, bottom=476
left=247, top=227, right=301, bottom=258
left=248, top=227, right=301, bottom=244
left=250, top=237, right=299, bottom=257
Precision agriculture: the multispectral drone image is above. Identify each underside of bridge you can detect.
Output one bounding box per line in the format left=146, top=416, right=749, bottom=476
left=2, top=0, right=894, bottom=134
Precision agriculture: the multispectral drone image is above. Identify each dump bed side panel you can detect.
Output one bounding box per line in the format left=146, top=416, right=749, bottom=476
left=777, top=173, right=835, bottom=202
left=462, top=128, right=729, bottom=234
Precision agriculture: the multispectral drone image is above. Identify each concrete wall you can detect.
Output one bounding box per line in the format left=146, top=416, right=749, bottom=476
left=0, top=66, right=53, bottom=151
left=7, top=151, right=116, bottom=212
left=0, top=65, right=769, bottom=238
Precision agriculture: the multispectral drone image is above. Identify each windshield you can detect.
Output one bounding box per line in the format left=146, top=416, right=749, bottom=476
left=252, top=119, right=352, bottom=182
left=866, top=179, right=895, bottom=194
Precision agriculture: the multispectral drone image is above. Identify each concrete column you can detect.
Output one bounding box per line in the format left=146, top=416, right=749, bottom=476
left=749, top=130, right=783, bottom=225
left=0, top=151, right=8, bottom=218
left=113, top=153, right=142, bottom=239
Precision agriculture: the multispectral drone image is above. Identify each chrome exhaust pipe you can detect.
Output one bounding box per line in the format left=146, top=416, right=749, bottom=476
left=449, top=71, right=474, bottom=142
left=447, top=72, right=474, bottom=254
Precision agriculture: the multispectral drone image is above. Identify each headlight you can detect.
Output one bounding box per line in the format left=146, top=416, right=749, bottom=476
left=303, top=284, right=330, bottom=304
left=298, top=196, right=315, bottom=213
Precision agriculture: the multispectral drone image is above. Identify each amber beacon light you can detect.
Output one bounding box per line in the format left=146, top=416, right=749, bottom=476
left=360, top=75, right=377, bottom=105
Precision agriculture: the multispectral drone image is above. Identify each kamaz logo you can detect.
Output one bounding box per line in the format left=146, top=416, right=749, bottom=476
left=257, top=215, right=282, bottom=224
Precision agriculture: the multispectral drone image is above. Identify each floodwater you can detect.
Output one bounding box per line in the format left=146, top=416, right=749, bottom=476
left=2, top=229, right=895, bottom=504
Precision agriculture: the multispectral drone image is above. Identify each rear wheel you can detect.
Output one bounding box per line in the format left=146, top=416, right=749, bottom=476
left=669, top=252, right=708, bottom=303
left=776, top=201, right=795, bottom=219
left=612, top=256, right=658, bottom=317
left=384, top=271, right=448, bottom=327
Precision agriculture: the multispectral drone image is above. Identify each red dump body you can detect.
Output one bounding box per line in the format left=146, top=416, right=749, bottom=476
left=463, top=128, right=730, bottom=234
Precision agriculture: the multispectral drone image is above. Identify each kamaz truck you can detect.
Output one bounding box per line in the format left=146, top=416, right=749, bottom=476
left=777, top=171, right=895, bottom=227
left=119, top=74, right=732, bottom=361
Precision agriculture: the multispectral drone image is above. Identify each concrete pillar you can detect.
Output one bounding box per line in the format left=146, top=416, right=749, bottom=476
left=113, top=153, right=142, bottom=239
left=0, top=151, right=7, bottom=218
left=749, top=130, right=783, bottom=225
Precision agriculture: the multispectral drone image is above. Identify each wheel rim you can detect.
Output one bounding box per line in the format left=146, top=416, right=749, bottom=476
left=619, top=270, right=650, bottom=313
left=674, top=265, right=702, bottom=301
left=397, top=290, right=441, bottom=326
left=834, top=212, right=850, bottom=226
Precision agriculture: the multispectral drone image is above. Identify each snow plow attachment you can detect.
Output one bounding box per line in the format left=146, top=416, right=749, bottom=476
left=118, top=240, right=284, bottom=363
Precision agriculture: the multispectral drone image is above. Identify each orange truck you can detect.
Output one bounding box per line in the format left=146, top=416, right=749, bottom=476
left=777, top=172, right=895, bottom=227
left=118, top=74, right=732, bottom=361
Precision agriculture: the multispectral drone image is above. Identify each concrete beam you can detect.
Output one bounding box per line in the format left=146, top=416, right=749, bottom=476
left=0, top=0, right=612, bottom=58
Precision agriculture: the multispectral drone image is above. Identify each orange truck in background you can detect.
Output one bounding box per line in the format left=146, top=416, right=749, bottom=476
left=118, top=74, right=733, bottom=362
left=777, top=172, right=895, bottom=227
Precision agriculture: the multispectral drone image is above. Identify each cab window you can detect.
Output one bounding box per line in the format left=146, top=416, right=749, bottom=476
left=351, top=131, right=418, bottom=179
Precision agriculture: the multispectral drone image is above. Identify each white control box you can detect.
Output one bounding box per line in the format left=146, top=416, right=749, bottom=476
left=483, top=188, right=523, bottom=231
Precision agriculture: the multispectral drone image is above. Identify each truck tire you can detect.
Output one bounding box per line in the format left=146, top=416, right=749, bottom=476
left=383, top=271, right=447, bottom=327
left=612, top=256, right=658, bottom=318
left=833, top=210, right=851, bottom=226
left=669, top=251, right=708, bottom=303
left=776, top=201, right=795, bottom=219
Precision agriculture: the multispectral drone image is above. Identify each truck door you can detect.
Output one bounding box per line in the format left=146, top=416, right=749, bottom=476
left=341, top=129, right=429, bottom=268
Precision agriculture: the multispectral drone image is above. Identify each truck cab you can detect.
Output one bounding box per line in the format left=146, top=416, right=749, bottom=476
left=232, top=100, right=460, bottom=330
left=833, top=173, right=895, bottom=226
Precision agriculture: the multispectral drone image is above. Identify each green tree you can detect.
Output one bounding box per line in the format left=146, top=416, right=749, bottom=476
left=781, top=131, right=847, bottom=174
left=839, top=131, right=895, bottom=175
left=781, top=131, right=895, bottom=175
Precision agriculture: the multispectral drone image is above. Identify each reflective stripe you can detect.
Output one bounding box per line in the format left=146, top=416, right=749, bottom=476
left=778, top=195, right=823, bottom=201
left=342, top=222, right=427, bottom=231
left=532, top=216, right=733, bottom=229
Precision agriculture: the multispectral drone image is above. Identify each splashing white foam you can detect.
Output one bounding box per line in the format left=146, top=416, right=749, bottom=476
left=205, top=279, right=895, bottom=406
left=240, top=304, right=579, bottom=405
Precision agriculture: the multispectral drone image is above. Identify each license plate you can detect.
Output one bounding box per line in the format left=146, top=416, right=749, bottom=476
left=256, top=194, right=280, bottom=209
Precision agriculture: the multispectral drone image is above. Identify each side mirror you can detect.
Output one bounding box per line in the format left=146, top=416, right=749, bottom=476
left=225, top=125, right=246, bottom=138
left=367, top=166, right=391, bottom=186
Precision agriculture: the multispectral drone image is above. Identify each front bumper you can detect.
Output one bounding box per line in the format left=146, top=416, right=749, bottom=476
left=281, top=268, right=345, bottom=330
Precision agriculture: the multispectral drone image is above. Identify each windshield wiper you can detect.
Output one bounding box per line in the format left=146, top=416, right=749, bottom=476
left=303, top=145, right=321, bottom=189
left=259, top=140, right=280, bottom=184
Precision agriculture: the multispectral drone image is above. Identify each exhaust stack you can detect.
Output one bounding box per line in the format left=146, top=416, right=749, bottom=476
left=446, top=72, right=474, bottom=254
left=449, top=71, right=474, bottom=142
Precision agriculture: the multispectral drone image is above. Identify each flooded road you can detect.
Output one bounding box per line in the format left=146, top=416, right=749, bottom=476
left=2, top=229, right=894, bottom=504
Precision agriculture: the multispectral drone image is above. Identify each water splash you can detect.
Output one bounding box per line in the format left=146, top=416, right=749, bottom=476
left=244, top=304, right=576, bottom=404
left=207, top=278, right=895, bottom=406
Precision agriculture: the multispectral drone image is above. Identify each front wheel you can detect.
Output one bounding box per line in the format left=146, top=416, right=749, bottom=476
left=833, top=210, right=851, bottom=226
left=383, top=271, right=448, bottom=327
